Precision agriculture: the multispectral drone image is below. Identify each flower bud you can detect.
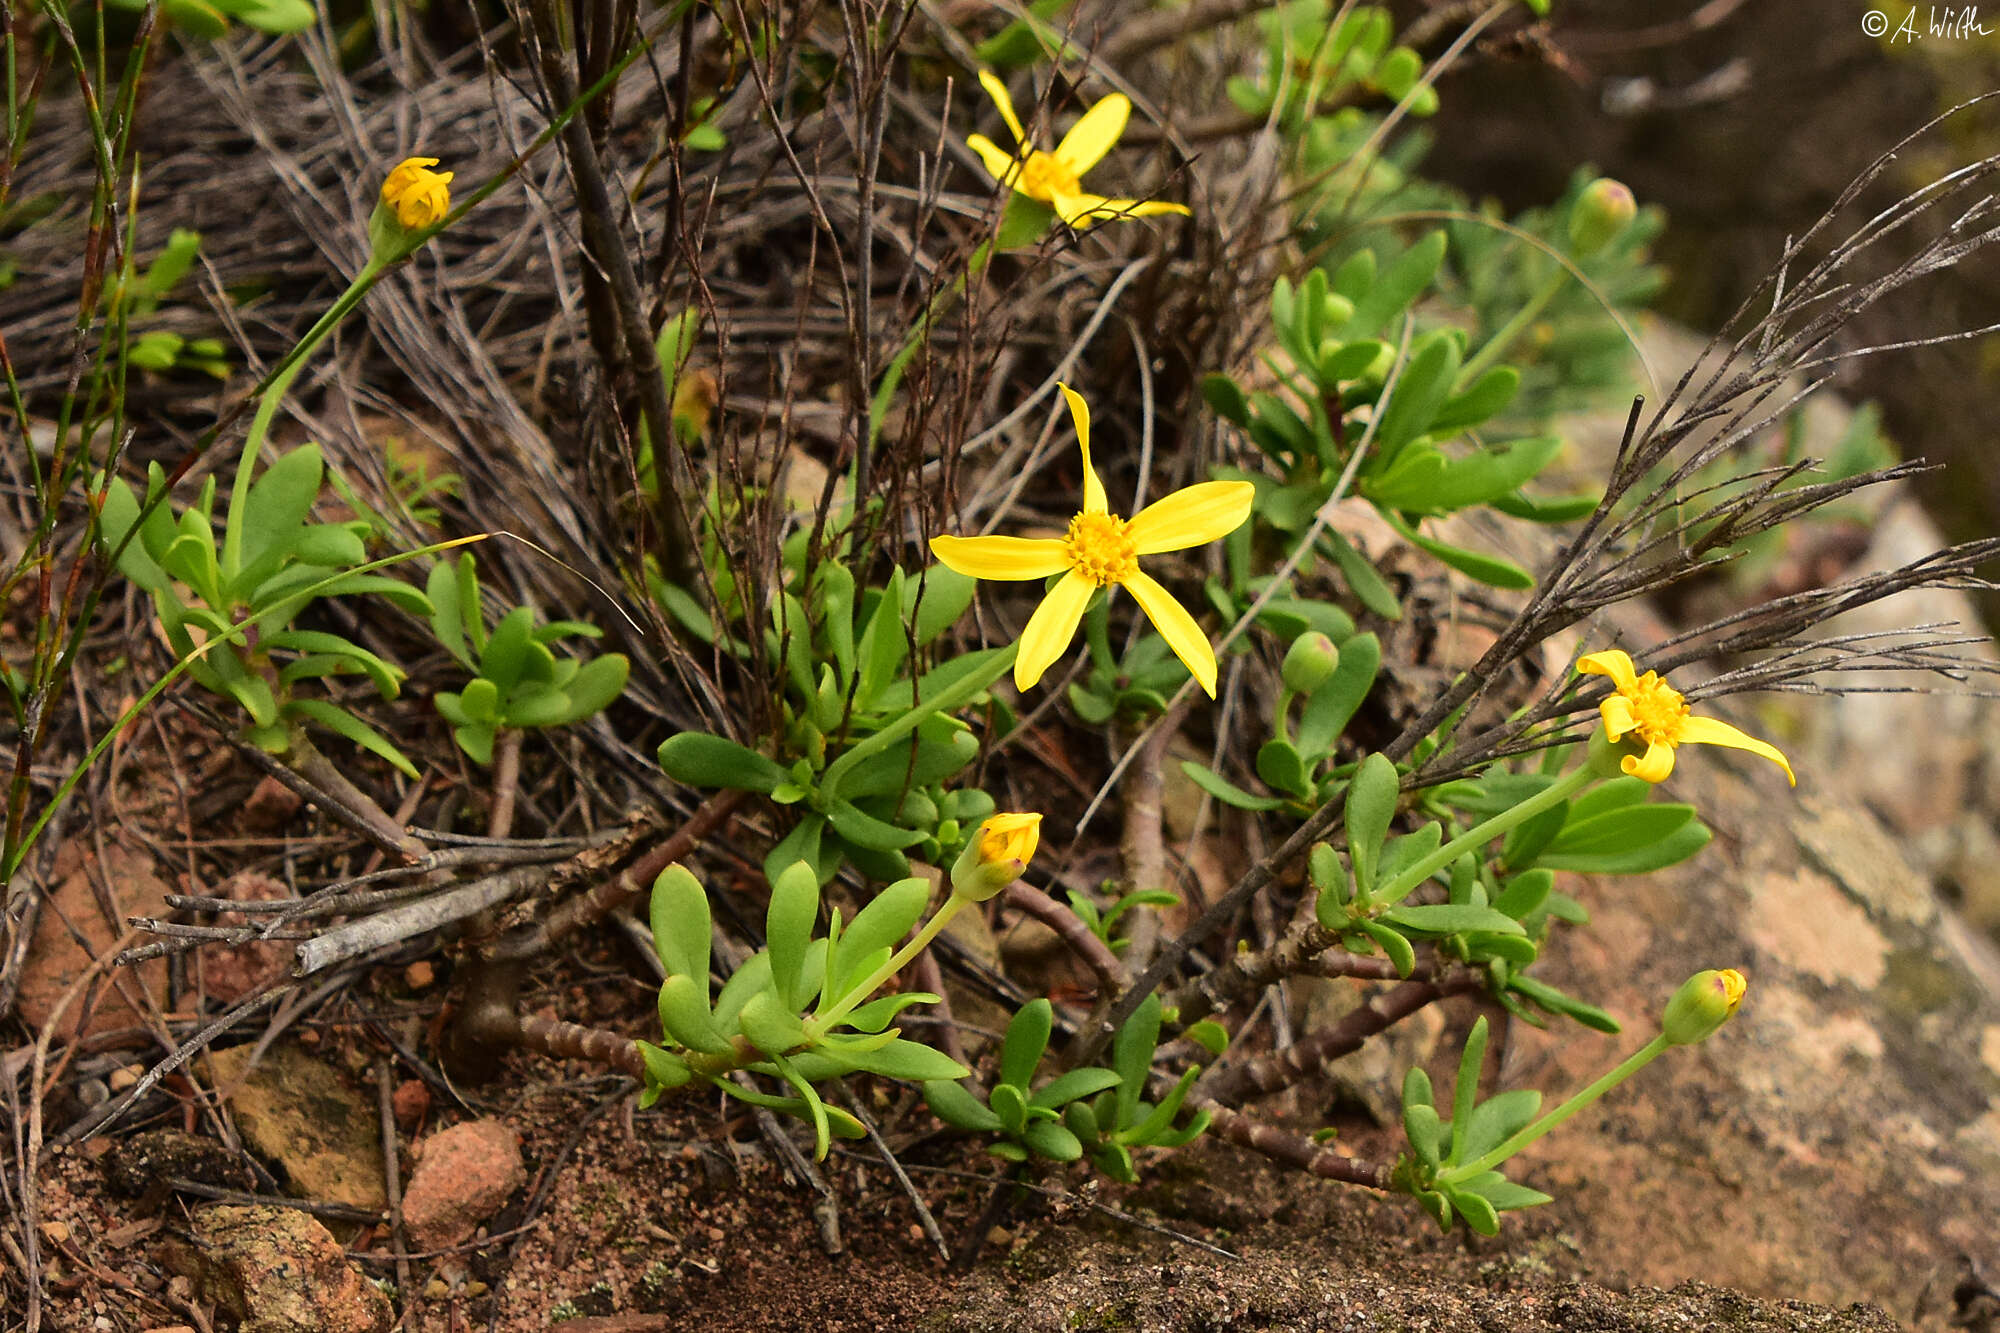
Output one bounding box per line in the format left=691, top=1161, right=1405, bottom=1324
left=950, top=812, right=1042, bottom=901
left=1567, top=178, right=1636, bottom=256
left=1281, top=632, right=1340, bottom=695
left=1661, top=968, right=1746, bottom=1046
left=369, top=156, right=453, bottom=260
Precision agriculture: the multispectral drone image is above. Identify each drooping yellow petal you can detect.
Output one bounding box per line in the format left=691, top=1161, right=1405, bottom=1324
left=1053, top=93, right=1131, bottom=177
left=966, top=133, right=1024, bottom=187
left=1051, top=192, right=1189, bottom=227
left=1577, top=650, right=1639, bottom=694
left=1597, top=694, right=1638, bottom=742
left=1677, top=714, right=1797, bottom=786
left=978, top=70, right=1028, bottom=149
left=930, top=534, right=1071, bottom=581
left=1058, top=383, right=1106, bottom=515
left=1128, top=480, right=1255, bottom=554
left=1015, top=570, right=1096, bottom=691
left=1623, top=740, right=1676, bottom=784
left=1123, top=569, right=1219, bottom=697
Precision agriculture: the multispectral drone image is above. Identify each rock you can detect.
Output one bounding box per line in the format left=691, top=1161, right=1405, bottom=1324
left=102, top=1130, right=247, bottom=1197
left=205, top=1044, right=386, bottom=1210
left=391, top=1078, right=430, bottom=1130
left=161, top=1204, right=390, bottom=1333
left=1493, top=737, right=2000, bottom=1313
left=16, top=842, right=171, bottom=1039
left=400, top=1118, right=526, bottom=1250
left=239, top=775, right=303, bottom=833
left=197, top=872, right=292, bottom=1005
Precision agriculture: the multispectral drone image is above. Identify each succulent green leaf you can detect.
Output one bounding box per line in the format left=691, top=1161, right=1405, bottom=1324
left=649, top=864, right=712, bottom=982
left=656, top=732, right=789, bottom=793
left=925, top=1079, right=1002, bottom=1132
left=1028, top=1067, right=1122, bottom=1111
left=656, top=972, right=734, bottom=1055
left=1178, top=761, right=1287, bottom=812
left=1000, top=998, right=1053, bottom=1090
left=765, top=860, right=820, bottom=1011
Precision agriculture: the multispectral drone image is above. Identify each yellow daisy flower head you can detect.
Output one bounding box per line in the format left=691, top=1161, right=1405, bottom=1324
left=381, top=156, right=453, bottom=230
left=931, top=385, right=1254, bottom=697
left=965, top=71, right=1191, bottom=230
left=1577, top=649, right=1795, bottom=787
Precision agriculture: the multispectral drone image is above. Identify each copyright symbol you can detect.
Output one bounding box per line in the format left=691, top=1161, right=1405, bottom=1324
left=1862, top=8, right=1889, bottom=35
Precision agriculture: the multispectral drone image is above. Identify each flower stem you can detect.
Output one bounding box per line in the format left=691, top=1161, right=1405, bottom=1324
left=219, top=258, right=387, bottom=581
left=1439, top=1033, right=1671, bottom=1184
left=1458, top=264, right=1570, bottom=389
left=808, top=892, right=971, bottom=1037
left=819, top=642, right=1018, bottom=794
left=1372, top=763, right=1597, bottom=907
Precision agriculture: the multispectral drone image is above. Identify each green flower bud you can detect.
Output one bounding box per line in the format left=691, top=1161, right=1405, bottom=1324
left=949, top=812, right=1042, bottom=902
left=1568, top=179, right=1636, bottom=257
left=1661, top=968, right=1746, bottom=1046
left=1282, top=632, right=1340, bottom=695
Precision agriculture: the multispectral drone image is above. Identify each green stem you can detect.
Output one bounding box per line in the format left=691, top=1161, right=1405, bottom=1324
left=1439, top=1033, right=1670, bottom=1184
left=807, top=892, right=971, bottom=1037
left=1458, top=264, right=1569, bottom=389
left=1372, top=763, right=1596, bottom=908
left=220, top=258, right=386, bottom=580
left=867, top=239, right=994, bottom=446
left=819, top=642, right=1018, bottom=793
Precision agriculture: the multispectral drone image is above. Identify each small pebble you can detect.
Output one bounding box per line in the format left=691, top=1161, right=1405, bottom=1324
left=40, top=1221, right=70, bottom=1245
left=108, top=1065, right=140, bottom=1092
left=405, top=960, right=436, bottom=990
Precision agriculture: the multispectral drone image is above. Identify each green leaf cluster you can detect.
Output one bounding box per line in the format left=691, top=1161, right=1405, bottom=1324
left=1226, top=3, right=1439, bottom=134
left=657, top=547, right=996, bottom=885
left=640, top=862, right=969, bottom=1160
left=1393, top=1017, right=1552, bottom=1235
left=931, top=994, right=1210, bottom=1180
left=98, top=444, right=429, bottom=774
left=428, top=553, right=629, bottom=764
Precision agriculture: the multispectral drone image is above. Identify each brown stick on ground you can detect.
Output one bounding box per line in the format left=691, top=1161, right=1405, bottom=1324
left=1197, top=1100, right=1395, bottom=1190
left=1003, top=881, right=1129, bottom=996
left=484, top=788, right=744, bottom=964
left=1202, top=973, right=1483, bottom=1104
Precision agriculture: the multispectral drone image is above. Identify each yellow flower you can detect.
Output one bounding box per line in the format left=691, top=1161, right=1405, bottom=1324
left=965, top=71, right=1191, bottom=229
left=381, top=156, right=453, bottom=230
left=931, top=385, right=1253, bottom=696
left=1577, top=650, right=1794, bottom=786
left=951, top=812, right=1043, bottom=901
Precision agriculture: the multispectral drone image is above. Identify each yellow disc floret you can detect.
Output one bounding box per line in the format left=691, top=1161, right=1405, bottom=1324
left=1064, top=511, right=1137, bottom=586
left=1616, top=670, right=1691, bottom=747
left=1018, top=151, right=1081, bottom=201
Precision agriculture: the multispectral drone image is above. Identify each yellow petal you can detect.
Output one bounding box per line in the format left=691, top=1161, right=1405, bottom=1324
left=1598, top=694, right=1637, bottom=742
left=1577, top=649, right=1639, bottom=694
left=1052, top=192, right=1188, bottom=226
left=1128, top=480, right=1254, bottom=554
left=978, top=70, right=1028, bottom=149
left=1123, top=569, right=1219, bottom=697
left=1048, top=190, right=1115, bottom=228
left=1053, top=93, right=1130, bottom=177
left=1678, top=714, right=1797, bottom=787
left=1015, top=570, right=1095, bottom=691
left=1058, top=383, right=1106, bottom=515
left=1622, top=740, right=1676, bottom=784
left=930, top=534, right=1070, bottom=580
left=966, top=133, right=1024, bottom=187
